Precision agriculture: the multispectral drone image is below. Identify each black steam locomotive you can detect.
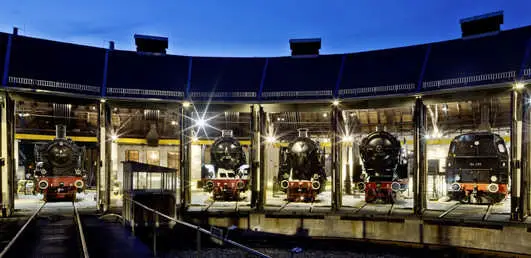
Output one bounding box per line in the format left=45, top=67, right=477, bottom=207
left=357, top=131, right=408, bottom=203
left=277, top=129, right=327, bottom=202
left=446, top=132, right=509, bottom=204
left=201, top=130, right=250, bottom=201
left=33, top=125, right=87, bottom=201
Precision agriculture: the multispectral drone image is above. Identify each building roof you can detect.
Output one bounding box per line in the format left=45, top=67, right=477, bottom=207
left=1, top=25, right=530, bottom=101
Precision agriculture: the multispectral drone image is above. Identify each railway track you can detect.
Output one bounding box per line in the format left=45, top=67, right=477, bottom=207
left=0, top=201, right=89, bottom=258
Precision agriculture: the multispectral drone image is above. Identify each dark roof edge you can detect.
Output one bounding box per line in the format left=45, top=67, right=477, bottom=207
left=1, top=24, right=530, bottom=59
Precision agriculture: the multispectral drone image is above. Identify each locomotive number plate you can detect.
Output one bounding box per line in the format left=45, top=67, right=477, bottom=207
left=468, top=162, right=482, bottom=166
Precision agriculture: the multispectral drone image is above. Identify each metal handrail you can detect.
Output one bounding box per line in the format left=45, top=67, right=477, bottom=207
left=73, top=203, right=90, bottom=258
left=123, top=197, right=271, bottom=258
left=0, top=202, right=45, bottom=258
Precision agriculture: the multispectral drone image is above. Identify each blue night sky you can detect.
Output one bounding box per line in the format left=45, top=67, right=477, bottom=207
left=1, top=0, right=531, bottom=57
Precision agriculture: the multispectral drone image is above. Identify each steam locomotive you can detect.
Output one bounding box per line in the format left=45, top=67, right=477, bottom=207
left=277, top=129, right=327, bottom=202
left=357, top=131, right=408, bottom=203
left=201, top=130, right=250, bottom=201
left=446, top=132, right=509, bottom=204
left=33, top=125, right=87, bottom=201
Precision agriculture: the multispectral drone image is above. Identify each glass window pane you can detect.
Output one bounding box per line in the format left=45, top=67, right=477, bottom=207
left=147, top=151, right=160, bottom=166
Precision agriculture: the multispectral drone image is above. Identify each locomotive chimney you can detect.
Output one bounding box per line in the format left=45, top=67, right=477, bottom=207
left=221, top=129, right=233, bottom=138
left=146, top=123, right=159, bottom=147
left=56, top=124, right=67, bottom=139
left=297, top=128, right=309, bottom=138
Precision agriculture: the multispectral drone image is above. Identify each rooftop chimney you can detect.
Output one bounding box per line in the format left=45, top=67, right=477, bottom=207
left=289, top=38, right=321, bottom=57
left=134, top=34, right=168, bottom=55
left=460, top=11, right=504, bottom=38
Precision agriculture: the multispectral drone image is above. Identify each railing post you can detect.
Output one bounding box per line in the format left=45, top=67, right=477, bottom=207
left=196, top=227, right=201, bottom=258
left=131, top=201, right=135, bottom=237
left=153, top=213, right=158, bottom=257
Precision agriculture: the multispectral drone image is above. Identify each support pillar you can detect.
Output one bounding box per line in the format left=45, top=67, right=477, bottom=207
left=522, top=89, right=530, bottom=218
left=511, top=89, right=525, bottom=221
left=331, top=106, right=341, bottom=210
left=258, top=108, right=267, bottom=210
left=97, top=100, right=111, bottom=213
left=250, top=104, right=261, bottom=209
left=0, top=93, right=14, bottom=217
left=413, top=97, right=427, bottom=216
left=180, top=105, right=192, bottom=210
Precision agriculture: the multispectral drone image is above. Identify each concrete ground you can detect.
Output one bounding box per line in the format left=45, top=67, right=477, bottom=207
left=14, top=190, right=98, bottom=215
left=188, top=190, right=253, bottom=212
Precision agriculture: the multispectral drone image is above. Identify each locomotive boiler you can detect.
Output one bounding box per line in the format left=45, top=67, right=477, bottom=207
left=201, top=130, right=250, bottom=201
left=357, top=131, right=408, bottom=203
left=277, top=129, right=327, bottom=202
left=446, top=132, right=509, bottom=204
left=33, top=125, right=87, bottom=201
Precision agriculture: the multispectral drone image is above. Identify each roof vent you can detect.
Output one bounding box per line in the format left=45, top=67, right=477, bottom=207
left=134, top=34, right=168, bottom=55
left=289, top=38, right=321, bottom=57
left=460, top=11, right=503, bottom=38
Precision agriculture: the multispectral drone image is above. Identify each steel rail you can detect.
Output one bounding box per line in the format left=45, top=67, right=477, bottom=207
left=124, top=197, right=270, bottom=258
left=0, top=202, right=46, bottom=258
left=73, top=202, right=90, bottom=258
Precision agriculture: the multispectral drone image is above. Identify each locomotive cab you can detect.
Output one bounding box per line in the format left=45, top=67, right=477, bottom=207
left=201, top=130, right=250, bottom=201
left=446, top=132, right=509, bottom=204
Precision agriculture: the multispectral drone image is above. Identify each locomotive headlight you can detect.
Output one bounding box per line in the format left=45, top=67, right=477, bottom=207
left=454, top=174, right=461, bottom=181
left=280, top=180, right=289, bottom=189
left=311, top=181, right=321, bottom=190
left=451, top=183, right=461, bottom=191
left=488, top=183, right=499, bottom=193
left=74, top=180, right=84, bottom=189
left=501, top=162, right=506, bottom=167
left=205, top=181, right=214, bottom=190
left=490, top=175, right=498, bottom=182
left=41, top=169, right=47, bottom=175
left=75, top=169, right=82, bottom=175
left=38, top=180, right=49, bottom=190
left=391, top=182, right=401, bottom=192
